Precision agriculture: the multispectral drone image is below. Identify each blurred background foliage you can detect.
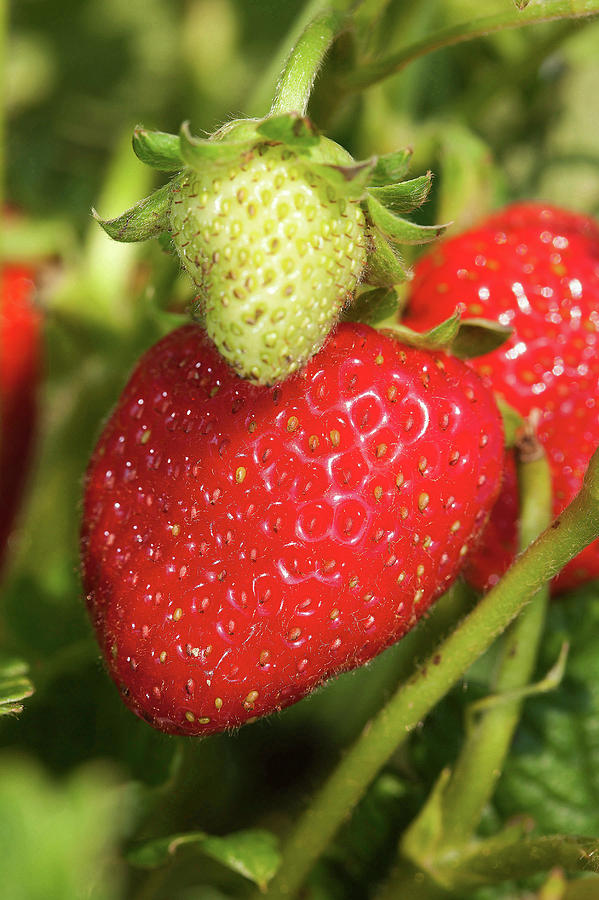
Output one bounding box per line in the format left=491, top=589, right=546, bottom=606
left=3, top=1, right=599, bottom=898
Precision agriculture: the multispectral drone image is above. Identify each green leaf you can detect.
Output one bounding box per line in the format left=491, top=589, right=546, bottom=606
left=132, top=126, right=183, bottom=172
left=450, top=317, right=513, bottom=360
left=0, top=757, right=133, bottom=900
left=369, top=148, right=413, bottom=187
left=363, top=230, right=411, bottom=287
left=256, top=112, right=320, bottom=148
left=93, top=181, right=172, bottom=243
left=309, top=158, right=376, bottom=201
left=343, top=288, right=400, bottom=326
left=367, top=174, right=433, bottom=213
left=179, top=121, right=254, bottom=169
left=366, top=195, right=447, bottom=245
left=495, top=584, right=599, bottom=835
left=0, top=654, right=34, bottom=716
left=128, top=828, right=281, bottom=890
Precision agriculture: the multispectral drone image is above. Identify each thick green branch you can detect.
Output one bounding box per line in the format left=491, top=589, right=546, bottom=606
left=342, top=0, right=599, bottom=93
left=262, top=449, right=599, bottom=899
left=439, top=444, right=552, bottom=845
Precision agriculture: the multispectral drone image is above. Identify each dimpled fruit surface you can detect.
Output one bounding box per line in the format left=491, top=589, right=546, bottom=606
left=402, top=203, right=599, bottom=593
left=81, top=322, right=503, bottom=736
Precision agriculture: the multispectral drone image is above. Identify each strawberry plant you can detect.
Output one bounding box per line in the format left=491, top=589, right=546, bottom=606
left=5, top=3, right=599, bottom=900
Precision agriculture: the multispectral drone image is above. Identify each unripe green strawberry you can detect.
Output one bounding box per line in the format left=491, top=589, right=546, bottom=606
left=170, top=144, right=366, bottom=383
left=95, top=113, right=444, bottom=384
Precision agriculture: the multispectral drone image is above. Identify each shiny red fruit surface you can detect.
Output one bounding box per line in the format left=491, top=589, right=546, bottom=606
left=81, top=322, right=503, bottom=735
left=403, top=203, right=599, bottom=593
left=0, top=264, right=41, bottom=570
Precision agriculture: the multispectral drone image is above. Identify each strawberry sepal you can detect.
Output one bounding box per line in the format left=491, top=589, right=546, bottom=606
left=92, top=181, right=173, bottom=243
left=382, top=309, right=513, bottom=359
left=132, top=126, right=184, bottom=172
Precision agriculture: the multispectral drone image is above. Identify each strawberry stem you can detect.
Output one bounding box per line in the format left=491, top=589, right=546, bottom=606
left=246, top=0, right=328, bottom=117
left=406, top=441, right=553, bottom=859
left=270, top=11, right=347, bottom=116
left=342, top=0, right=599, bottom=93
left=261, top=448, right=599, bottom=900
left=0, top=0, right=7, bottom=211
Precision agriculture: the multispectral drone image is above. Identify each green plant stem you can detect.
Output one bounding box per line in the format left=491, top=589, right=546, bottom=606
left=262, top=449, right=599, bottom=900
left=444, top=833, right=599, bottom=886
left=354, top=0, right=393, bottom=24
left=245, top=0, right=328, bottom=117
left=270, top=11, right=347, bottom=116
left=439, top=446, right=552, bottom=846
left=0, top=0, right=7, bottom=211
left=342, top=0, right=599, bottom=93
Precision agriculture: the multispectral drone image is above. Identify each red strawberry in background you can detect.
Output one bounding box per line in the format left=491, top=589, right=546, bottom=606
left=402, top=202, right=599, bottom=593
left=0, top=264, right=41, bottom=572
left=81, top=322, right=503, bottom=735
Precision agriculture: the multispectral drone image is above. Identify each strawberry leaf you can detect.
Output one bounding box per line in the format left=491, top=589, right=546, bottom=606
left=132, top=126, right=183, bottom=172
left=0, top=655, right=34, bottom=716
left=343, top=288, right=400, bottom=326
left=366, top=194, right=447, bottom=245
left=128, top=828, right=281, bottom=890
left=256, top=112, right=320, bottom=148
left=369, top=148, right=413, bottom=187
left=93, top=181, right=172, bottom=243
left=0, top=757, right=133, bottom=900
left=367, top=174, right=433, bottom=214
left=494, top=584, right=599, bottom=835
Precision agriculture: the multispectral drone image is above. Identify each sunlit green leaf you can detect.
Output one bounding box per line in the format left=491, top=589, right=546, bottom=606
left=0, top=757, right=132, bottom=900
left=128, top=828, right=281, bottom=890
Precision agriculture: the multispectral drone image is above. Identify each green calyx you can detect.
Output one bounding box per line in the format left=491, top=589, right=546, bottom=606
left=381, top=309, right=513, bottom=359
left=94, top=112, right=445, bottom=384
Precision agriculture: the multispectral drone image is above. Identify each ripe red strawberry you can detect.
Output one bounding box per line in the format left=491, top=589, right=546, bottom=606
left=402, top=202, right=599, bottom=593
left=0, top=264, right=41, bottom=572
left=81, top=322, right=503, bottom=735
